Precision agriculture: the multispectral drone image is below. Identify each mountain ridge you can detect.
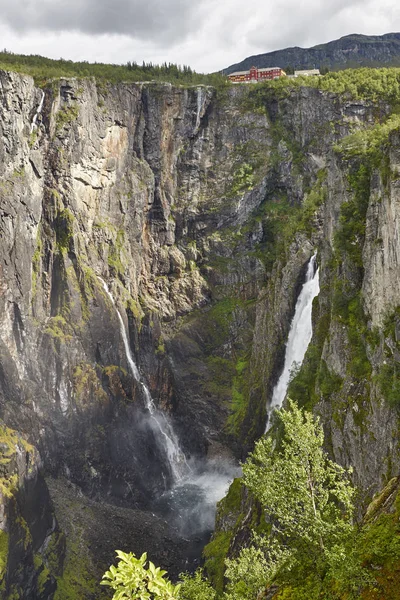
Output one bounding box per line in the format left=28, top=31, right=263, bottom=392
left=224, top=32, right=400, bottom=74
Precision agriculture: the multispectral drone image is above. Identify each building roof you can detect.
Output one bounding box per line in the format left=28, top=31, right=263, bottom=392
left=229, top=66, right=283, bottom=77
left=228, top=70, right=250, bottom=76
left=294, top=69, right=320, bottom=76
left=258, top=67, right=282, bottom=72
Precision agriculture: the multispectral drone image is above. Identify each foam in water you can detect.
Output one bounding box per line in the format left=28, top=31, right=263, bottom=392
left=155, top=459, right=242, bottom=536
left=266, top=253, right=320, bottom=431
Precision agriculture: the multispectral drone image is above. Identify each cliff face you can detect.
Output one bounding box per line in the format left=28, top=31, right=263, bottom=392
left=0, top=70, right=399, bottom=597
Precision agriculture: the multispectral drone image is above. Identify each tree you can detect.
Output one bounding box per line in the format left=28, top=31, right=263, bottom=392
left=228, top=399, right=360, bottom=598
left=101, top=551, right=180, bottom=600
left=179, top=568, right=216, bottom=600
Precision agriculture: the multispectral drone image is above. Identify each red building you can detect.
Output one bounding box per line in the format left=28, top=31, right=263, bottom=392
left=227, top=66, right=286, bottom=83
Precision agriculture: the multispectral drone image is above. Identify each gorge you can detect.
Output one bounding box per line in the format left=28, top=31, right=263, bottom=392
left=0, top=67, right=399, bottom=598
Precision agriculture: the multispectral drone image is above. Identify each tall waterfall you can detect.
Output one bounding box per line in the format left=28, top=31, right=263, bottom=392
left=266, top=253, right=320, bottom=431
left=30, top=90, right=45, bottom=134
left=195, top=86, right=204, bottom=132
left=98, top=277, right=189, bottom=483
left=98, top=277, right=240, bottom=535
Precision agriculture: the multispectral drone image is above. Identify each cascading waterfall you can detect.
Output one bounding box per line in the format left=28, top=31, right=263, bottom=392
left=195, top=86, right=204, bottom=131
left=97, top=277, right=189, bottom=482
left=30, top=90, right=45, bottom=134
left=98, top=277, right=240, bottom=536
left=266, top=253, right=320, bottom=431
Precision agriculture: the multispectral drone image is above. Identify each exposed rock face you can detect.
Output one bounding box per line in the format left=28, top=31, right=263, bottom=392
left=0, top=425, right=63, bottom=598
left=0, top=70, right=399, bottom=597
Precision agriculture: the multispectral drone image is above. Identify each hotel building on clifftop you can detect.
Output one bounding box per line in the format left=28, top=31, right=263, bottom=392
left=227, top=66, right=286, bottom=83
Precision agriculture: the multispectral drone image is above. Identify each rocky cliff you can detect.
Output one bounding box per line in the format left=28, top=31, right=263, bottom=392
left=0, top=69, right=398, bottom=597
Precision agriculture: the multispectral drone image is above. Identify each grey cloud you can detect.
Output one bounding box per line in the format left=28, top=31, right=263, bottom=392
left=0, top=0, right=201, bottom=44
left=247, top=0, right=369, bottom=51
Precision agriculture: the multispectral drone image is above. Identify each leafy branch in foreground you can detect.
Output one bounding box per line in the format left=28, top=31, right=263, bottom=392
left=101, top=551, right=180, bottom=600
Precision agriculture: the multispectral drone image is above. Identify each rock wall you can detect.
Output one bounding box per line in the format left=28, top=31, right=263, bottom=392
left=0, top=70, right=399, bottom=596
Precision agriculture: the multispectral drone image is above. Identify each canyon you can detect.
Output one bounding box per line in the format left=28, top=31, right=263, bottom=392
left=0, top=70, right=398, bottom=597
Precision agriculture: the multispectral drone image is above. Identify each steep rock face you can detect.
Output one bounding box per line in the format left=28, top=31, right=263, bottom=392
left=206, top=85, right=400, bottom=584
left=0, top=69, right=399, bottom=597
left=0, top=425, right=63, bottom=598
left=0, top=72, right=273, bottom=596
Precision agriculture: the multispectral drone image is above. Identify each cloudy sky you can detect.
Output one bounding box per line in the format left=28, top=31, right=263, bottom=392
left=0, top=0, right=399, bottom=72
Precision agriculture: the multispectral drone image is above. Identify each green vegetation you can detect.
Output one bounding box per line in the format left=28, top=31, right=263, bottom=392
left=236, top=399, right=359, bottom=599
left=228, top=163, right=255, bottom=197
left=55, top=103, right=79, bottom=134
left=203, top=531, right=233, bottom=593
left=44, top=315, right=73, bottom=341
left=108, top=229, right=126, bottom=277
left=251, top=168, right=327, bottom=271
left=0, top=530, right=9, bottom=589
left=0, top=50, right=230, bottom=88
left=179, top=569, right=216, bottom=600
left=101, top=551, right=180, bottom=599
left=72, top=363, right=108, bottom=409
left=244, top=67, right=400, bottom=105
left=31, top=226, right=43, bottom=299
left=102, top=401, right=400, bottom=599
left=226, top=358, right=250, bottom=435
left=55, top=208, right=75, bottom=254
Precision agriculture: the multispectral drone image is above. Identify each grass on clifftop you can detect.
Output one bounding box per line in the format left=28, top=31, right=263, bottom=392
left=0, top=49, right=230, bottom=89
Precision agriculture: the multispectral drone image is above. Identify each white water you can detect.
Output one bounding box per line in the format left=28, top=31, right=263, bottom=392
left=30, top=90, right=45, bottom=134
left=266, top=253, right=320, bottom=431
left=195, top=86, right=204, bottom=131
left=98, top=277, right=240, bottom=531
left=97, top=277, right=189, bottom=482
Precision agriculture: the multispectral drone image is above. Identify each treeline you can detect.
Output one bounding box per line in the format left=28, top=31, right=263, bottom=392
left=266, top=66, right=400, bottom=104
left=0, top=49, right=229, bottom=88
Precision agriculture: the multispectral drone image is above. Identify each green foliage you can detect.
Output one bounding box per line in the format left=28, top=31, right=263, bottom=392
left=236, top=400, right=363, bottom=598
left=0, top=50, right=230, bottom=88
left=224, top=538, right=290, bottom=600
left=228, top=163, right=254, bottom=197
left=335, top=114, right=400, bottom=162
left=244, top=67, right=400, bottom=105
left=334, top=164, right=371, bottom=267
left=317, top=360, right=343, bottom=397
left=55, top=208, right=75, bottom=254
left=226, top=358, right=250, bottom=435
left=44, top=315, right=73, bottom=341
left=178, top=569, right=216, bottom=600
left=243, top=400, right=354, bottom=553
left=101, top=551, right=180, bottom=599
left=108, top=229, right=126, bottom=277
left=55, top=103, right=79, bottom=133
left=203, top=531, right=233, bottom=593
left=0, top=530, right=9, bottom=586
left=376, top=363, right=400, bottom=407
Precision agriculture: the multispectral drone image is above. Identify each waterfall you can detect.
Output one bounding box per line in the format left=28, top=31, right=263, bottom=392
left=266, top=253, right=320, bottom=431
left=97, top=277, right=189, bottom=482
left=195, top=86, right=204, bottom=132
left=30, top=90, right=45, bottom=134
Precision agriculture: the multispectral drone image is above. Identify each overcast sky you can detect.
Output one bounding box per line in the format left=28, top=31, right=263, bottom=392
left=0, top=0, right=399, bottom=72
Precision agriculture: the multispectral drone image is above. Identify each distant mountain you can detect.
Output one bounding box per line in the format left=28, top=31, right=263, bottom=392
left=224, top=33, right=400, bottom=74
